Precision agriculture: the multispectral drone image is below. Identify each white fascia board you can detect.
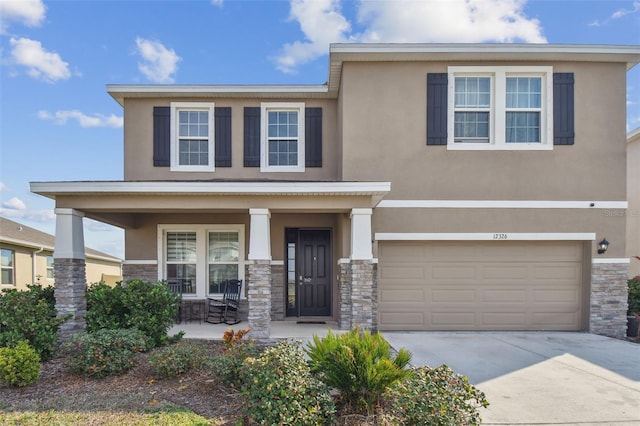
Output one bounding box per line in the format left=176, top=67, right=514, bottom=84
left=375, top=233, right=596, bottom=241
left=330, top=43, right=640, bottom=55
left=377, top=200, right=628, bottom=209
left=0, top=237, right=53, bottom=251
left=30, top=181, right=391, bottom=197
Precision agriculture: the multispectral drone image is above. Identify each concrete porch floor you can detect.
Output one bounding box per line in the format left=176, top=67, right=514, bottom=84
left=169, top=320, right=341, bottom=341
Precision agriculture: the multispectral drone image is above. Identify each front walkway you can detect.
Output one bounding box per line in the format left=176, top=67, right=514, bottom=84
left=169, top=320, right=340, bottom=342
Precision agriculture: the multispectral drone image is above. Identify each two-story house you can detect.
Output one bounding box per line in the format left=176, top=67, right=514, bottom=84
left=31, top=43, right=640, bottom=339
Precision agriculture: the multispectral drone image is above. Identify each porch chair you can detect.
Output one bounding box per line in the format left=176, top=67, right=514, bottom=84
left=206, top=279, right=242, bottom=325
left=166, top=279, right=184, bottom=324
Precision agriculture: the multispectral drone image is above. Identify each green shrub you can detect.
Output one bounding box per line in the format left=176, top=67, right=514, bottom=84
left=387, top=365, right=489, bottom=426
left=306, top=328, right=412, bottom=413
left=211, top=343, right=261, bottom=387
left=86, top=282, right=127, bottom=331
left=240, top=340, right=336, bottom=425
left=62, top=328, right=148, bottom=378
left=0, top=340, right=41, bottom=387
left=85, top=279, right=181, bottom=348
left=628, top=276, right=640, bottom=315
left=149, top=340, right=209, bottom=379
left=0, top=285, right=68, bottom=361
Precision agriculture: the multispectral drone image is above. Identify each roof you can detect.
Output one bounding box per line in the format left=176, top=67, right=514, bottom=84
left=628, top=127, right=640, bottom=143
left=107, top=43, right=640, bottom=105
left=0, top=217, right=121, bottom=262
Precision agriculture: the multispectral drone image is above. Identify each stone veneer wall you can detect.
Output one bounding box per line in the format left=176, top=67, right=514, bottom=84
left=270, top=263, right=285, bottom=321
left=54, top=258, right=87, bottom=340
left=590, top=262, right=629, bottom=339
left=338, top=260, right=352, bottom=330
left=348, top=260, right=378, bottom=332
left=122, top=263, right=158, bottom=283
left=246, top=260, right=271, bottom=339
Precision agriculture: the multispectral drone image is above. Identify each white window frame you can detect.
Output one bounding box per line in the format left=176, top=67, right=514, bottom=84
left=170, top=102, right=216, bottom=172
left=1, top=248, right=14, bottom=286
left=260, top=102, right=305, bottom=172
left=157, top=224, right=245, bottom=299
left=447, top=66, right=553, bottom=150
left=46, top=255, right=54, bottom=280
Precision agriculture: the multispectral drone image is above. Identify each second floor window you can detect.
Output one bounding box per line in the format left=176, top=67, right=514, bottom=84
left=1, top=249, right=14, bottom=285
left=261, top=103, right=305, bottom=172
left=170, top=102, right=215, bottom=171
left=448, top=66, right=553, bottom=150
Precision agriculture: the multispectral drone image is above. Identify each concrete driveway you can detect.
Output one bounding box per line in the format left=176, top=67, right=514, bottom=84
left=381, top=332, right=640, bottom=426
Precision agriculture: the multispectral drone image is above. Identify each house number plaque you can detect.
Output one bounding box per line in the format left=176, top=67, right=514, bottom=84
left=493, top=233, right=508, bottom=240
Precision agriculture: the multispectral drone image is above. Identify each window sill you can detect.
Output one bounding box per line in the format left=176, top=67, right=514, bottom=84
left=260, top=166, right=306, bottom=173
left=447, top=143, right=553, bottom=151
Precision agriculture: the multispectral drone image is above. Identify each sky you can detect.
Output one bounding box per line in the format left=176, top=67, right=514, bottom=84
left=0, top=0, right=639, bottom=260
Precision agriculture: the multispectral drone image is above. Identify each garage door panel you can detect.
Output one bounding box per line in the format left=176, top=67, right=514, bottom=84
left=378, top=241, right=584, bottom=331
left=533, top=264, right=581, bottom=280
left=431, top=265, right=476, bottom=279
left=431, top=289, right=477, bottom=302
left=379, top=288, right=425, bottom=303
left=482, top=289, right=528, bottom=303
left=380, top=266, right=425, bottom=280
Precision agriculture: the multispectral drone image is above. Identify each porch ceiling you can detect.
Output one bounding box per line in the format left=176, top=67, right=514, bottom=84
left=30, top=181, right=391, bottom=229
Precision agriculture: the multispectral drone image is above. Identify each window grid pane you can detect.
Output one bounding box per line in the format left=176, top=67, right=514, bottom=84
left=167, top=232, right=197, bottom=262
left=208, top=231, right=240, bottom=295
left=454, top=112, right=489, bottom=142
left=179, top=139, right=209, bottom=166
left=46, top=255, right=54, bottom=279
left=506, top=112, right=541, bottom=143
left=267, top=110, right=299, bottom=166
left=1, top=249, right=14, bottom=285
left=455, top=77, right=491, bottom=108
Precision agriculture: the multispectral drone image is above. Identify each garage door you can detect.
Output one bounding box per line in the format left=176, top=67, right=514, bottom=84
left=378, top=241, right=585, bottom=331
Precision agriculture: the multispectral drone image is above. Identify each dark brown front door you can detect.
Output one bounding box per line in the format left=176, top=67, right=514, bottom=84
left=286, top=229, right=331, bottom=317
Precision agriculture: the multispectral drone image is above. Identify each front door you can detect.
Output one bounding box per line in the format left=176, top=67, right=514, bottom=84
left=286, top=229, right=331, bottom=317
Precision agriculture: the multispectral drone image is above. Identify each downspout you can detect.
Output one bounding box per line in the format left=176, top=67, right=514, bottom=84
left=32, top=247, right=44, bottom=284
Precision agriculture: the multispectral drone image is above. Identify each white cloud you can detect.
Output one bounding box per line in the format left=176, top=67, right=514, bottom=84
left=38, top=110, right=123, bottom=128
left=211, top=0, right=224, bottom=7
left=2, top=197, right=26, bottom=210
left=0, top=182, right=7, bottom=192
left=0, top=209, right=56, bottom=223
left=274, top=0, right=546, bottom=73
left=274, top=0, right=352, bottom=73
left=9, top=37, right=71, bottom=82
left=135, top=37, right=181, bottom=83
left=355, top=0, right=546, bottom=43
left=589, top=0, right=640, bottom=26
left=0, top=0, right=45, bottom=34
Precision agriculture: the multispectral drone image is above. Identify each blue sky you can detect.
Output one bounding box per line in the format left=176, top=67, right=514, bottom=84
left=1, top=0, right=639, bottom=259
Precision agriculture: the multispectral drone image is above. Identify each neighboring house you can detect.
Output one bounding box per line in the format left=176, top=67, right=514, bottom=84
left=629, top=127, right=640, bottom=278
left=31, top=43, right=640, bottom=339
left=0, top=217, right=122, bottom=291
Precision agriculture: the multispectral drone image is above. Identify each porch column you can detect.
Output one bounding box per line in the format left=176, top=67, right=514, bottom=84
left=349, top=208, right=377, bottom=331
left=247, top=208, right=271, bottom=339
left=53, top=208, right=87, bottom=340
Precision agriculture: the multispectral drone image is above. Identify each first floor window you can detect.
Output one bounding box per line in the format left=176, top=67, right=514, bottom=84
left=166, top=232, right=197, bottom=294
left=261, top=103, right=305, bottom=172
left=449, top=66, right=552, bottom=150
left=46, top=255, right=54, bottom=279
left=159, top=225, right=244, bottom=298
left=208, top=231, right=240, bottom=294
left=1, top=249, right=14, bottom=285
left=170, top=102, right=215, bottom=172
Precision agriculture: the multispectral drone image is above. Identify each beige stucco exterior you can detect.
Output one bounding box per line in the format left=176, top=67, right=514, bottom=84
left=30, top=44, right=640, bottom=336
left=628, top=128, right=640, bottom=277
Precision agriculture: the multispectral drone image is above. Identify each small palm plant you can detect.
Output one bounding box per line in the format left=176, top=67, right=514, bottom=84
left=306, top=327, right=412, bottom=414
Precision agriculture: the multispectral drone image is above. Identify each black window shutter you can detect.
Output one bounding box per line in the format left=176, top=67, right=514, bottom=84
left=426, top=73, right=448, bottom=145
left=244, top=107, right=261, bottom=167
left=305, top=107, right=322, bottom=167
left=215, top=107, right=232, bottom=167
left=553, top=73, right=575, bottom=145
left=153, top=106, right=170, bottom=166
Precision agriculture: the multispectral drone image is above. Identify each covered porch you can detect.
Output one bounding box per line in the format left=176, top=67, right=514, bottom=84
left=30, top=180, right=390, bottom=340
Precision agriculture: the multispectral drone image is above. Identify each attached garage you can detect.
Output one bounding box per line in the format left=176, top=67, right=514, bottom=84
left=378, top=241, right=588, bottom=331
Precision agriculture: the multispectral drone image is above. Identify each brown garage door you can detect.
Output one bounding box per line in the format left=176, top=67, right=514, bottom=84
left=378, top=241, right=585, bottom=331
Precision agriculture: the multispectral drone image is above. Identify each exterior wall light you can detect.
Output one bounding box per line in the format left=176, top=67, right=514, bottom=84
left=597, top=238, right=609, bottom=255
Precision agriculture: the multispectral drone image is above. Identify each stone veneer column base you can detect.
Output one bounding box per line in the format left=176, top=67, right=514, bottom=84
left=349, top=260, right=378, bottom=332
left=247, top=260, right=272, bottom=339
left=54, top=258, right=87, bottom=341
left=122, top=263, right=158, bottom=283
left=270, top=263, right=285, bottom=321
left=590, top=262, right=629, bottom=339
left=338, top=260, right=352, bottom=330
